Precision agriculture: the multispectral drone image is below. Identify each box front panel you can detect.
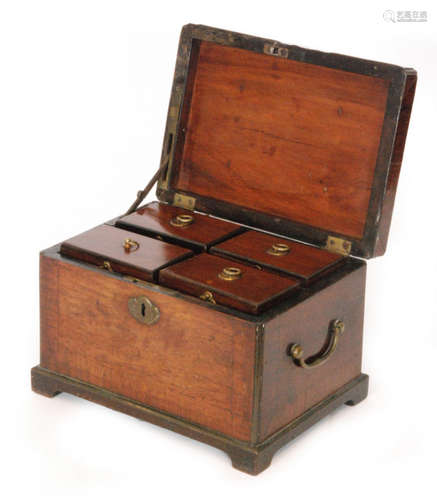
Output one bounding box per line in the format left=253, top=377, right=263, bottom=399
left=40, top=253, right=256, bottom=442
left=259, top=264, right=366, bottom=441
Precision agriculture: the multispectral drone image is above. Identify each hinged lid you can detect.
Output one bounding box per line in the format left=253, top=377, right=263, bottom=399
left=155, top=24, right=416, bottom=258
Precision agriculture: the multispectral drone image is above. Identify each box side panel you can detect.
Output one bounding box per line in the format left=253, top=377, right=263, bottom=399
left=40, top=253, right=60, bottom=366
left=39, top=252, right=256, bottom=442
left=258, top=263, right=365, bottom=441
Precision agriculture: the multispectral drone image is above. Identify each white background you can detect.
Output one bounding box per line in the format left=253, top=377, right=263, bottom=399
left=1, top=1, right=436, bottom=498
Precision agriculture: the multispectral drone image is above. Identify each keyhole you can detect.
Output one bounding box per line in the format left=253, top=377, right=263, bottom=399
left=128, top=296, right=159, bottom=325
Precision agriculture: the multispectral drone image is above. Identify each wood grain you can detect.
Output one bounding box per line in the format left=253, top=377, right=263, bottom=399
left=117, top=201, right=244, bottom=250
left=35, top=25, right=413, bottom=470
left=39, top=252, right=256, bottom=441
left=159, top=253, right=300, bottom=315
left=31, top=365, right=369, bottom=475
left=257, top=263, right=366, bottom=440
left=172, top=40, right=389, bottom=240
left=211, top=230, right=344, bottom=282
left=374, top=69, right=417, bottom=256
left=60, top=224, right=193, bottom=282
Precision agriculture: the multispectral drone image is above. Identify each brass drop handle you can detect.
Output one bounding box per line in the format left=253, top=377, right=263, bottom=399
left=218, top=267, right=242, bottom=281
left=288, top=319, right=344, bottom=369
left=170, top=214, right=194, bottom=227
left=267, top=242, right=290, bottom=256
left=123, top=238, right=139, bottom=252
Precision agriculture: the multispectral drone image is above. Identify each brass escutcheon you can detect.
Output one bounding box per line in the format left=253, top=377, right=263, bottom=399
left=123, top=238, right=139, bottom=252
left=218, top=267, right=242, bottom=281
left=128, top=296, right=160, bottom=325
left=267, top=242, right=290, bottom=256
left=170, top=213, right=194, bottom=227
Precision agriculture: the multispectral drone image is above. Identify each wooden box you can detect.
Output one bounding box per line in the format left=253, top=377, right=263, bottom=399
left=31, top=24, right=416, bottom=475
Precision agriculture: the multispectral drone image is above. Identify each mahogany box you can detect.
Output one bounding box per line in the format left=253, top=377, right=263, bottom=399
left=31, top=24, right=416, bottom=475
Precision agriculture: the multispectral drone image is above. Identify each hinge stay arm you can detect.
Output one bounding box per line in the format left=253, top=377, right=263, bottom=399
left=125, top=154, right=169, bottom=215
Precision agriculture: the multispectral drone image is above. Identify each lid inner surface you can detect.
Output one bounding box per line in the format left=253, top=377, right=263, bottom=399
left=171, top=39, right=390, bottom=240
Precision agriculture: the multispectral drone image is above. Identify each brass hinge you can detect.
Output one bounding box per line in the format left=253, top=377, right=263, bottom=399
left=173, top=193, right=196, bottom=210
left=325, top=236, right=352, bottom=256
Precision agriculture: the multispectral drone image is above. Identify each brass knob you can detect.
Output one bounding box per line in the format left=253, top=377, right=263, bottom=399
left=170, top=214, right=194, bottom=227
left=218, top=267, right=242, bottom=281
left=100, top=260, right=114, bottom=272
left=199, top=290, right=216, bottom=304
left=267, top=242, right=290, bottom=256
left=123, top=238, right=139, bottom=252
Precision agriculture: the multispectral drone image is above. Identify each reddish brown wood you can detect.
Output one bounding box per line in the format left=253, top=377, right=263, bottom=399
left=60, top=224, right=192, bottom=283
left=117, top=201, right=244, bottom=250
left=159, top=253, right=300, bottom=315
left=211, top=230, right=344, bottom=282
left=31, top=364, right=368, bottom=475
left=32, top=24, right=417, bottom=474
left=172, top=40, right=389, bottom=240
left=39, top=252, right=256, bottom=442
left=257, top=263, right=366, bottom=440
left=374, top=69, right=417, bottom=256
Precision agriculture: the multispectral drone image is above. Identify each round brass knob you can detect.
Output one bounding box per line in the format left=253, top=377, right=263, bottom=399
left=170, top=213, right=194, bottom=227
left=199, top=290, right=216, bottom=304
left=266, top=242, right=290, bottom=256
left=218, top=267, right=242, bottom=281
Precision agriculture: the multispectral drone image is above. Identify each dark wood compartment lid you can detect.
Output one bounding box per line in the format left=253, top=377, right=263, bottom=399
left=211, top=230, right=344, bottom=282
left=60, top=224, right=193, bottom=283
left=159, top=253, right=300, bottom=315
left=156, top=24, right=416, bottom=259
left=117, top=201, right=244, bottom=250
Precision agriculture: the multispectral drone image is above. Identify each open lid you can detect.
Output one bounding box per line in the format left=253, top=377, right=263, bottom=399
left=156, top=24, right=416, bottom=258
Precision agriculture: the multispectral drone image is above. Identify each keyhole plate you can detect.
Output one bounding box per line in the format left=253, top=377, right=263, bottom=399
left=128, top=296, right=160, bottom=325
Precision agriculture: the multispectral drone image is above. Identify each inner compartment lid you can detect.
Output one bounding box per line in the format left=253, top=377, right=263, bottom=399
left=210, top=230, right=344, bottom=283
left=157, top=25, right=416, bottom=258
left=159, top=253, right=300, bottom=315
left=117, top=201, right=245, bottom=251
left=60, top=224, right=193, bottom=283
